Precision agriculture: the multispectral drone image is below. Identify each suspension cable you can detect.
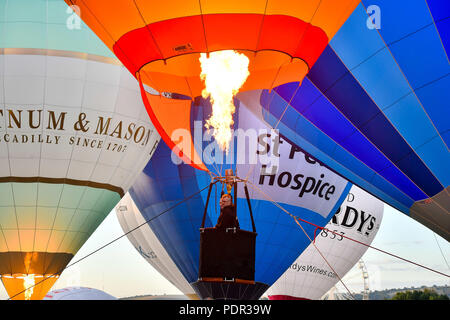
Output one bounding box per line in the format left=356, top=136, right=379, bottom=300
left=245, top=181, right=355, bottom=298
left=246, top=180, right=450, bottom=279
left=433, top=232, right=450, bottom=272
left=9, top=175, right=449, bottom=300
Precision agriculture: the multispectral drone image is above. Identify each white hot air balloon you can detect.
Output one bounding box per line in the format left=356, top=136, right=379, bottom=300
left=44, top=286, right=116, bottom=300
left=115, top=193, right=197, bottom=300
left=267, top=185, right=384, bottom=300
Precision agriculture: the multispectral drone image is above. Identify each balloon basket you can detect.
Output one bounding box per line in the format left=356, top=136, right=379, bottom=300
left=191, top=278, right=269, bottom=300
left=194, top=227, right=268, bottom=299
left=196, top=168, right=265, bottom=299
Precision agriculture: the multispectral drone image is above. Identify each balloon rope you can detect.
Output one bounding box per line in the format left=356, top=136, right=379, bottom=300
left=292, top=218, right=355, bottom=298
left=246, top=180, right=450, bottom=279
left=5, top=182, right=217, bottom=300
left=432, top=232, right=450, bottom=272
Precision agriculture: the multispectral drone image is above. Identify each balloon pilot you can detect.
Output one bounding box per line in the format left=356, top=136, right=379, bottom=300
left=215, top=169, right=240, bottom=229
left=215, top=193, right=240, bottom=230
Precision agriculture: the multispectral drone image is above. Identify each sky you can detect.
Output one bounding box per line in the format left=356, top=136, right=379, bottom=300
left=335, top=204, right=450, bottom=294
left=0, top=202, right=448, bottom=300
left=0, top=0, right=448, bottom=302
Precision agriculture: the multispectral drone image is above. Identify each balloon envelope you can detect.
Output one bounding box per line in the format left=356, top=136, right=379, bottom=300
left=115, top=193, right=198, bottom=299
left=64, top=0, right=360, bottom=169
left=129, top=90, right=351, bottom=299
left=0, top=0, right=160, bottom=299
left=267, top=185, right=384, bottom=300
left=261, top=1, right=450, bottom=241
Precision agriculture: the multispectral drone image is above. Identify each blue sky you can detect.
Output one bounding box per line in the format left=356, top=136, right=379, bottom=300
left=1, top=203, right=448, bottom=300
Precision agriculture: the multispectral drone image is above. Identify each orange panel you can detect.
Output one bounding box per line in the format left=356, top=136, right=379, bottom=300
left=134, top=0, right=201, bottom=24
left=200, top=0, right=267, bottom=14
left=186, top=75, right=206, bottom=99
left=311, top=0, right=360, bottom=39
left=138, top=77, right=206, bottom=171
left=144, top=53, right=202, bottom=78
left=142, top=70, right=193, bottom=97
left=266, top=0, right=321, bottom=22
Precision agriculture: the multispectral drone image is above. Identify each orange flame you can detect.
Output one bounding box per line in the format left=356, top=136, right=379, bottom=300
left=23, top=274, right=35, bottom=300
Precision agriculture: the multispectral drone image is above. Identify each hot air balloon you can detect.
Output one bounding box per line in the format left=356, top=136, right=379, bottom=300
left=260, top=1, right=450, bottom=241
left=63, top=0, right=360, bottom=170
left=128, top=92, right=352, bottom=299
left=0, top=0, right=159, bottom=299
left=266, top=185, right=384, bottom=300
left=62, top=0, right=361, bottom=300
left=115, top=193, right=198, bottom=299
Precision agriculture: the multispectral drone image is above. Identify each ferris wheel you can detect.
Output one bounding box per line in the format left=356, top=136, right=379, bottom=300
left=358, top=260, right=370, bottom=300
